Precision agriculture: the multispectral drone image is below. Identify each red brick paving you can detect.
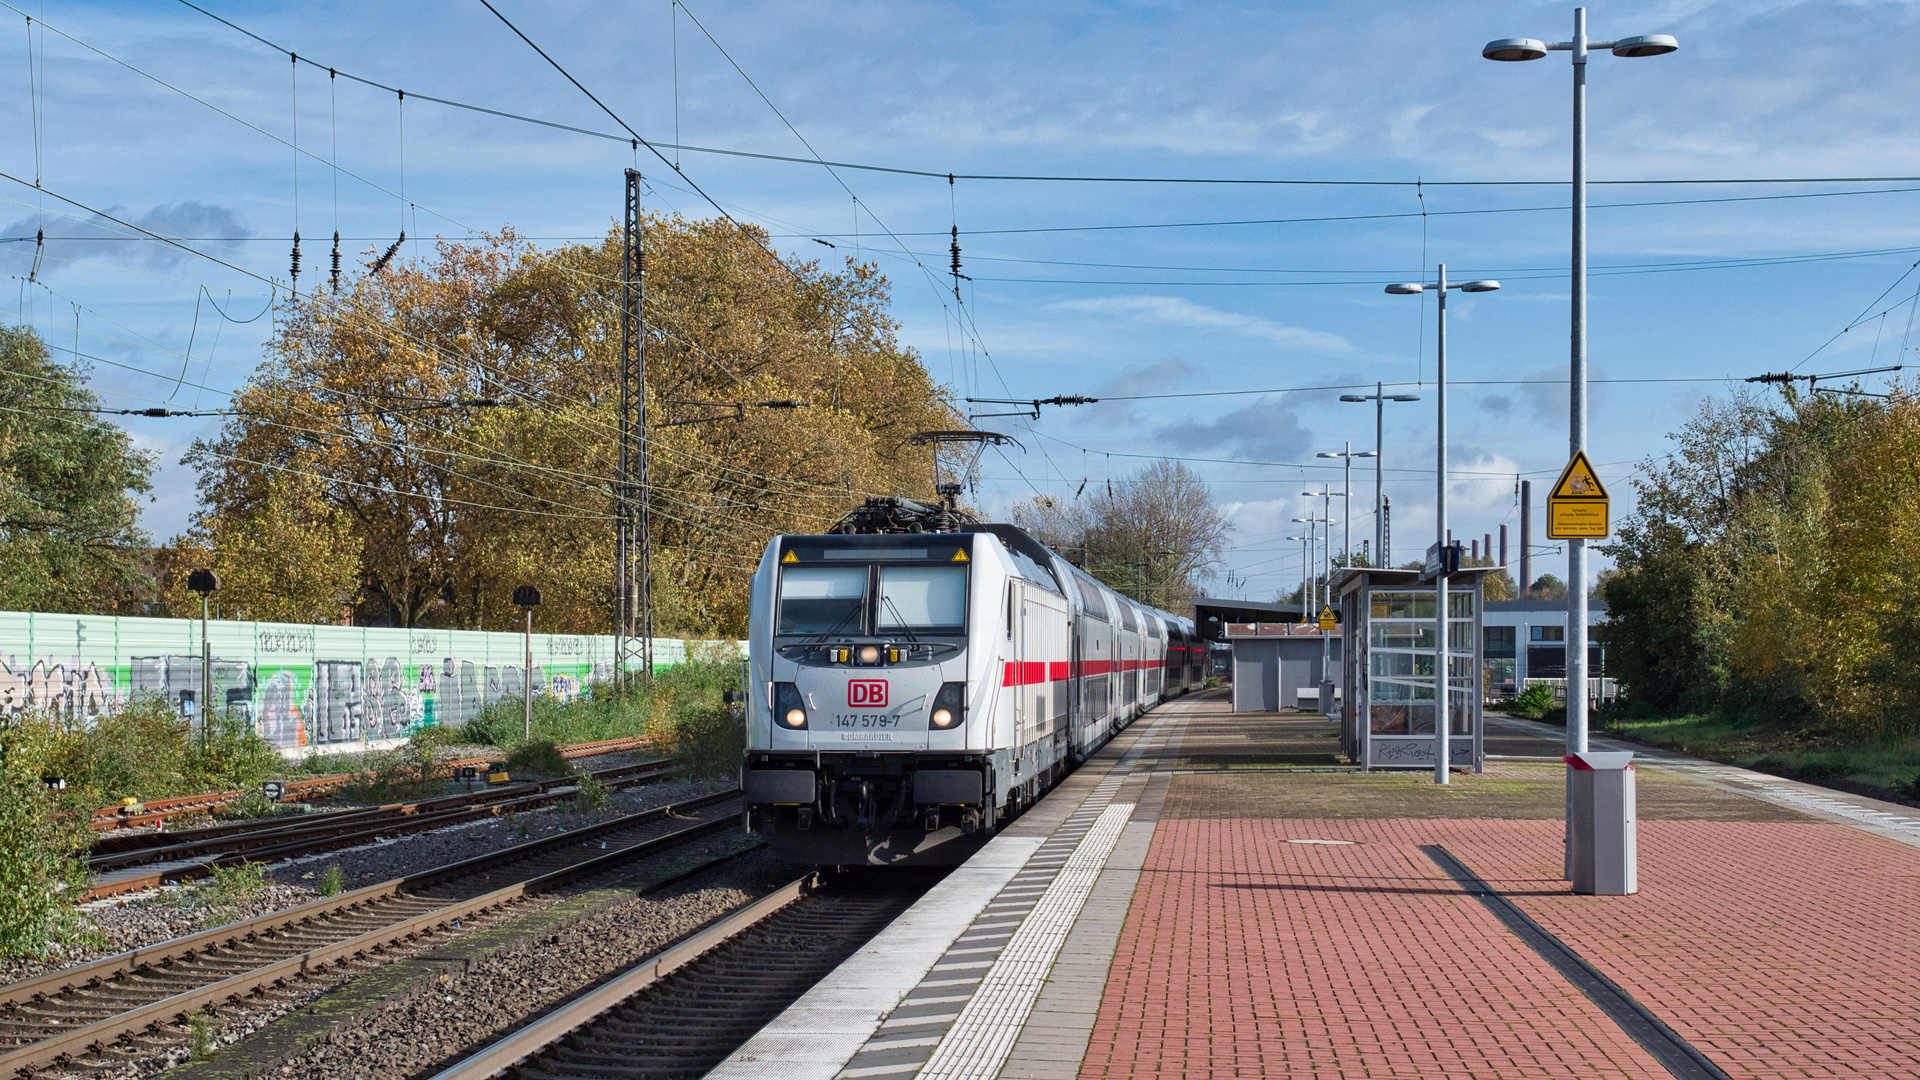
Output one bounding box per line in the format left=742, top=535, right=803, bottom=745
left=1079, top=817, right=1920, bottom=1079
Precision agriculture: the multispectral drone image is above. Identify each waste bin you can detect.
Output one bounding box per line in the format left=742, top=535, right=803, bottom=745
left=1565, top=751, right=1636, bottom=895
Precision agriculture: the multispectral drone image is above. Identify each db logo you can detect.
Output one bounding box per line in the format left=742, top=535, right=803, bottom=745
left=847, top=680, right=888, bottom=708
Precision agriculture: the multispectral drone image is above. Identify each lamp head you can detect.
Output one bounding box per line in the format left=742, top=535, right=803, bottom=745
left=1315, top=452, right=1339, bottom=459
left=1389, top=394, right=1422, bottom=402
left=1338, top=394, right=1368, bottom=402
left=1483, top=37, right=1548, bottom=61
left=1611, top=34, right=1678, bottom=57
left=1384, top=283, right=1425, bottom=295
left=1458, top=280, right=1501, bottom=293
left=1356, top=451, right=1380, bottom=458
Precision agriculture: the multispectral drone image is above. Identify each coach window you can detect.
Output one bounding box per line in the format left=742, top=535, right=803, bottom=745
left=776, top=565, right=868, bottom=635
left=878, top=565, right=968, bottom=633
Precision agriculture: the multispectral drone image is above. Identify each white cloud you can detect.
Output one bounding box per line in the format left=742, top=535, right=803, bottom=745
left=1049, top=296, right=1353, bottom=352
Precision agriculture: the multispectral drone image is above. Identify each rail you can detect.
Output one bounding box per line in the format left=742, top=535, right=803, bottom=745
left=81, top=758, right=680, bottom=900
left=86, top=734, right=663, bottom=830
left=426, top=872, right=935, bottom=1080
left=0, top=790, right=742, bottom=1078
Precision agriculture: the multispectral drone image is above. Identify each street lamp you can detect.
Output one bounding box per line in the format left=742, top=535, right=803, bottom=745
left=1284, top=535, right=1312, bottom=615
left=1290, top=514, right=1330, bottom=612
left=1316, top=444, right=1378, bottom=567
left=1383, top=266, right=1501, bottom=785
left=1485, top=7, right=1676, bottom=816
left=1340, top=387, right=1420, bottom=565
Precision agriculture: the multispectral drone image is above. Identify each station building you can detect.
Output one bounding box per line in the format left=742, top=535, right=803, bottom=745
left=1481, top=597, right=1612, bottom=699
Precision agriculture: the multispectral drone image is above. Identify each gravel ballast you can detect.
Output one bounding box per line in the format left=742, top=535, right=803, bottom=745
left=0, top=770, right=729, bottom=989
left=259, top=847, right=804, bottom=1080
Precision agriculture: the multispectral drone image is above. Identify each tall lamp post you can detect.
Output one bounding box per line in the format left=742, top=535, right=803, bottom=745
left=1317, top=444, right=1378, bottom=565
left=514, top=585, right=543, bottom=741
left=1284, top=535, right=1312, bottom=615
left=1384, top=266, right=1501, bottom=784
left=1339, top=385, right=1420, bottom=565
left=1290, top=513, right=1330, bottom=612
left=1483, top=9, right=1677, bottom=801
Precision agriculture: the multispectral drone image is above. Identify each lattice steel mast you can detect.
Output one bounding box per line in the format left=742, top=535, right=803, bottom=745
left=616, top=169, right=653, bottom=686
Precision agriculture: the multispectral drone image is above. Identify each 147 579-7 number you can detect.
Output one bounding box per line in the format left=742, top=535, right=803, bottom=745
left=832, top=714, right=901, bottom=729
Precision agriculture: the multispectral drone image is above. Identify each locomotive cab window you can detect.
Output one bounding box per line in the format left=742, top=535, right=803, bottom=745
left=777, top=565, right=869, bottom=635
left=878, top=565, right=967, bottom=634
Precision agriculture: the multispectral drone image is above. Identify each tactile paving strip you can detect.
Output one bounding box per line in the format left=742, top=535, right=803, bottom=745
left=829, top=706, right=1195, bottom=1080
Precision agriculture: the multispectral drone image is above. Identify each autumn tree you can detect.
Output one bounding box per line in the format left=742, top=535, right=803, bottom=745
left=0, top=326, right=154, bottom=612
left=1011, top=460, right=1230, bottom=612
left=1601, top=381, right=1920, bottom=737
left=183, top=220, right=961, bottom=636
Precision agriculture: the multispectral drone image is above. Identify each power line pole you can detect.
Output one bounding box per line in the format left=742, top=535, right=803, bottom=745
left=617, top=169, right=654, bottom=688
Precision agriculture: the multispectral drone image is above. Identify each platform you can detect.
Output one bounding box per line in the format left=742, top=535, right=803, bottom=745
left=710, top=693, right=1920, bottom=1080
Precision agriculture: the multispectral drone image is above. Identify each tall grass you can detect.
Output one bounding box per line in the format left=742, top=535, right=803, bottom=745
left=0, top=762, right=98, bottom=958
left=1, top=695, right=282, bottom=808
left=456, top=644, right=745, bottom=777
left=0, top=696, right=283, bottom=956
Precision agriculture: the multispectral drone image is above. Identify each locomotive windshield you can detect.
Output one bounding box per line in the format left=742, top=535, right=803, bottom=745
left=776, top=566, right=868, bottom=634
left=773, top=543, right=971, bottom=637
left=877, top=565, right=967, bottom=633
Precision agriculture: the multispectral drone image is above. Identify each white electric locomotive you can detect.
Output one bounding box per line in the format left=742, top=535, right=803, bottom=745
left=741, top=496, right=1203, bottom=866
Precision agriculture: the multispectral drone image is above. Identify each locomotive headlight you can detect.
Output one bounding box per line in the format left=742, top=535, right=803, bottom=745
left=858, top=645, right=881, bottom=665
left=929, top=682, right=965, bottom=728
left=774, top=682, right=808, bottom=729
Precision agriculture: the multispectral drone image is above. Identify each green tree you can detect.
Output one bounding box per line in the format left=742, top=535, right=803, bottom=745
left=1011, top=460, right=1230, bottom=611
left=185, top=222, right=960, bottom=637
left=0, top=326, right=155, bottom=612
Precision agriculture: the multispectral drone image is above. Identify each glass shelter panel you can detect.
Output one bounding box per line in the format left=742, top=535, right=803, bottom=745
left=1366, top=588, right=1475, bottom=736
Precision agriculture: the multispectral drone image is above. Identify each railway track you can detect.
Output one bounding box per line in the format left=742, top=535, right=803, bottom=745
left=83, top=758, right=680, bottom=899
left=87, top=735, right=661, bottom=831
left=0, top=790, right=745, bottom=1079
left=429, top=871, right=934, bottom=1080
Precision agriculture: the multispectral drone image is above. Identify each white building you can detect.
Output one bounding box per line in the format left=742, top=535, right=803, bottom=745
left=1481, top=598, right=1609, bottom=699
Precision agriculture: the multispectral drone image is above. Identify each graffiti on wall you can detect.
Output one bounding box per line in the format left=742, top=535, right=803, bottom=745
left=2, top=611, right=693, bottom=749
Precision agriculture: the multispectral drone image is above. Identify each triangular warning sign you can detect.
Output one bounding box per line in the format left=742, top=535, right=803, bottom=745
left=1550, top=450, right=1608, bottom=500
left=951, top=549, right=969, bottom=562
left=781, top=550, right=799, bottom=563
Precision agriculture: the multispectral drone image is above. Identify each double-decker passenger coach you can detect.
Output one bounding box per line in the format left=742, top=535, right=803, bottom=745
left=741, top=496, right=1200, bottom=866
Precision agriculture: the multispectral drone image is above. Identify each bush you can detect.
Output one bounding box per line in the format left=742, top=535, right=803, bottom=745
left=573, top=774, right=611, bottom=812
left=193, top=860, right=270, bottom=915
left=45, top=695, right=190, bottom=804
left=457, top=646, right=743, bottom=754
left=316, top=864, right=344, bottom=897
left=401, top=723, right=464, bottom=784
left=504, top=739, right=569, bottom=778
left=673, top=701, right=743, bottom=780
left=0, top=769, right=97, bottom=959
left=213, top=788, right=280, bottom=821
left=186, top=711, right=283, bottom=792
left=1509, top=683, right=1558, bottom=719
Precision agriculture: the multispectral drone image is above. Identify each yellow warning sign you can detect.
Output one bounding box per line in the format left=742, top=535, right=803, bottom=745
left=1318, top=605, right=1337, bottom=632
left=951, top=548, right=969, bottom=562
left=781, top=550, right=799, bottom=563
left=1547, top=450, right=1610, bottom=539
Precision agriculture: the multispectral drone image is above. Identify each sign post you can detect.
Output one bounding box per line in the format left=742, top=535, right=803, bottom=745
left=1546, top=450, right=1610, bottom=882
left=1545, top=450, right=1609, bottom=540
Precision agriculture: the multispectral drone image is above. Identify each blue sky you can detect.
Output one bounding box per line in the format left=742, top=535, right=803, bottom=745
left=6, top=0, right=1920, bottom=601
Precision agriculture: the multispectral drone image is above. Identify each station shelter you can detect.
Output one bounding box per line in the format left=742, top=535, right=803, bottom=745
left=1332, top=565, right=1492, bottom=770
left=1222, top=622, right=1342, bottom=713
